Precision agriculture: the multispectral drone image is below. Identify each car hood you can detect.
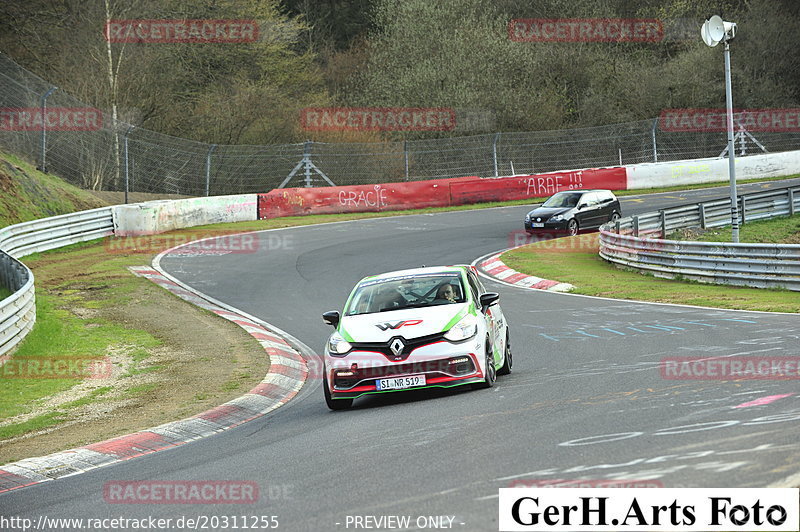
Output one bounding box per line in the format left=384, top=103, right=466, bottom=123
left=527, top=206, right=571, bottom=219
left=338, top=303, right=470, bottom=342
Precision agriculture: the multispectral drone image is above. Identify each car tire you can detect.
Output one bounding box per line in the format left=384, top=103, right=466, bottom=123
left=497, top=330, right=512, bottom=376
left=474, top=339, right=496, bottom=389
left=567, top=219, right=579, bottom=236
left=323, top=371, right=353, bottom=410
left=610, top=211, right=621, bottom=223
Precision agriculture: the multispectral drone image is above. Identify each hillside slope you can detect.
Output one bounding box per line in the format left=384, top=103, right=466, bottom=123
left=0, top=152, right=108, bottom=228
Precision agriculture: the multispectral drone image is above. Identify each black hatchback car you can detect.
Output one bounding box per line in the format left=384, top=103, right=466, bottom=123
left=524, top=189, right=621, bottom=236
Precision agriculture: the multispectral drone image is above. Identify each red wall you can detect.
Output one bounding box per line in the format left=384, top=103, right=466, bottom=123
left=258, top=168, right=627, bottom=220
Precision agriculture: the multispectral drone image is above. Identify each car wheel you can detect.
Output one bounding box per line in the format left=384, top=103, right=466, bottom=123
left=323, top=370, right=353, bottom=410
left=567, top=219, right=579, bottom=236
left=497, top=330, right=512, bottom=376
left=610, top=211, right=620, bottom=223
left=475, top=339, right=496, bottom=389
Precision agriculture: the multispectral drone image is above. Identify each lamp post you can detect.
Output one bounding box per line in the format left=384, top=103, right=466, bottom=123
left=701, top=15, right=739, bottom=242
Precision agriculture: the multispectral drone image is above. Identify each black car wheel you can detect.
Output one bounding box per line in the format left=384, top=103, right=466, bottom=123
left=324, top=370, right=353, bottom=410
left=567, top=219, right=579, bottom=236
left=610, top=211, right=621, bottom=223
left=475, top=339, right=496, bottom=389
left=497, top=330, right=512, bottom=376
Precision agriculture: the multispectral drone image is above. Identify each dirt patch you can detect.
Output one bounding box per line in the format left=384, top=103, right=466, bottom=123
left=0, top=245, right=270, bottom=465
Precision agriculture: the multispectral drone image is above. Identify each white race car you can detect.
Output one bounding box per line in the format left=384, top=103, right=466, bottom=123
left=321, top=265, right=511, bottom=410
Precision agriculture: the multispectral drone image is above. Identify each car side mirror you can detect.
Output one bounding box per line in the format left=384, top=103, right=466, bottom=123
left=577, top=203, right=586, bottom=210
left=322, top=311, right=340, bottom=327
left=479, top=292, right=499, bottom=312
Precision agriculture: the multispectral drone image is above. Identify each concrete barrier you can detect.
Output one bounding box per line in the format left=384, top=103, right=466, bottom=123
left=113, top=195, right=258, bottom=236
left=625, top=150, right=800, bottom=189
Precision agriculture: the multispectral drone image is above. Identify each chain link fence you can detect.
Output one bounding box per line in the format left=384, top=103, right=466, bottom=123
left=2, top=52, right=800, bottom=198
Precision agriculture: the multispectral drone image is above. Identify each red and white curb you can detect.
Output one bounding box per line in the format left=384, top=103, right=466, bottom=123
left=479, top=253, right=574, bottom=292
left=0, top=266, right=308, bottom=495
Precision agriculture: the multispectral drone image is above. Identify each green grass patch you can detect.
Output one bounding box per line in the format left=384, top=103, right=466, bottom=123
left=0, top=412, right=68, bottom=440
left=503, top=234, right=800, bottom=313
left=671, top=214, right=800, bottom=245
left=0, top=151, right=106, bottom=227
left=0, top=287, right=161, bottom=425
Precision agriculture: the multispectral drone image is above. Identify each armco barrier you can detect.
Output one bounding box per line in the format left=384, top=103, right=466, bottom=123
left=0, top=207, right=116, bottom=362
left=0, top=252, right=34, bottom=362
left=599, top=186, right=800, bottom=291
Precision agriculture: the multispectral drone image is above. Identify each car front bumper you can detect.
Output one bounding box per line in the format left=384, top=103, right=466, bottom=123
left=524, top=219, right=570, bottom=233
left=324, top=339, right=486, bottom=399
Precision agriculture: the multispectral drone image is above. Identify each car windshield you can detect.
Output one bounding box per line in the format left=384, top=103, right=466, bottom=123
left=345, top=273, right=466, bottom=315
left=541, top=192, right=582, bottom=208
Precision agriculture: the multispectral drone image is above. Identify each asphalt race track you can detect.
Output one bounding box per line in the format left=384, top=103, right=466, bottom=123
left=2, top=179, right=800, bottom=531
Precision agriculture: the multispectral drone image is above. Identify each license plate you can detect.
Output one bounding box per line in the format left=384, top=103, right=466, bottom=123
left=532, top=223, right=544, bottom=228
left=376, top=374, right=426, bottom=390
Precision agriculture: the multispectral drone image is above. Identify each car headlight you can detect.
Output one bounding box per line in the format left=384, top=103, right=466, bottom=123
left=327, top=332, right=352, bottom=355
left=444, top=314, right=478, bottom=342
left=550, top=214, right=564, bottom=222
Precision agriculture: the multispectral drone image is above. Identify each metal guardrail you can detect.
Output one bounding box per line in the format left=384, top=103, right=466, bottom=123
left=0, top=207, right=115, bottom=360
left=599, top=186, right=800, bottom=291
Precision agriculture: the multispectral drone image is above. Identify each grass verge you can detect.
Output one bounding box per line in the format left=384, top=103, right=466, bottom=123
left=0, top=237, right=270, bottom=464
left=669, top=214, right=800, bottom=244
left=502, top=233, right=799, bottom=313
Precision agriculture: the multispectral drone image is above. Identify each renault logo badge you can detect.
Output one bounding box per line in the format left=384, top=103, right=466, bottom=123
left=389, top=338, right=404, bottom=357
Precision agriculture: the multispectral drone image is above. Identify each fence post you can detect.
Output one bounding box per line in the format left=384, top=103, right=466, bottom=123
left=493, top=133, right=500, bottom=177
left=633, top=216, right=639, bottom=237
left=404, top=140, right=409, bottom=181
left=205, top=144, right=217, bottom=197
left=659, top=210, right=666, bottom=238
left=699, top=203, right=706, bottom=229
left=740, top=196, right=746, bottom=225
left=304, top=141, right=313, bottom=187
left=123, top=125, right=134, bottom=204
left=651, top=118, right=658, bottom=163
left=38, top=86, right=58, bottom=173
left=789, top=189, right=796, bottom=216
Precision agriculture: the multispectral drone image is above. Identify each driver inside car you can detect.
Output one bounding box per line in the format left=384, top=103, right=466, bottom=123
left=435, top=283, right=458, bottom=303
